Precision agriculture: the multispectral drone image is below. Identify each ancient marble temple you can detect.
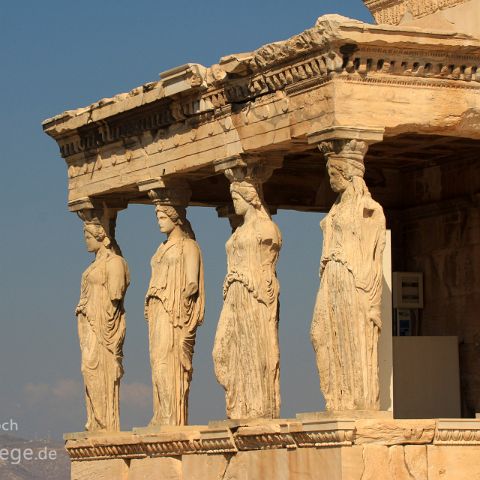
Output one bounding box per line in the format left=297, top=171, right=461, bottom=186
left=44, top=0, right=480, bottom=478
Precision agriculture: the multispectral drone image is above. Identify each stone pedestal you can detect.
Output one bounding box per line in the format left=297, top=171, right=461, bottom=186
left=66, top=416, right=480, bottom=479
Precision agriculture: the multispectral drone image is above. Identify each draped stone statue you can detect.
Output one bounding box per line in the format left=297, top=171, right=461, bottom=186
left=311, top=139, right=386, bottom=411
left=213, top=165, right=282, bottom=419
left=75, top=215, right=130, bottom=432
left=145, top=198, right=205, bottom=426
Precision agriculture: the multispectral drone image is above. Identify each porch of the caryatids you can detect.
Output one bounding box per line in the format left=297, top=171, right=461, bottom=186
left=71, top=198, right=130, bottom=432
left=138, top=178, right=205, bottom=426
left=308, top=127, right=387, bottom=411
left=212, top=155, right=283, bottom=419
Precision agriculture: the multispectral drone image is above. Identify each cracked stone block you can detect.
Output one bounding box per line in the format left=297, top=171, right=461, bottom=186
left=182, top=453, right=231, bottom=480
left=224, top=450, right=289, bottom=480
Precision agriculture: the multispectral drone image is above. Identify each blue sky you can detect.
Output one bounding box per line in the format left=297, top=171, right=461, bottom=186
left=0, top=1, right=373, bottom=439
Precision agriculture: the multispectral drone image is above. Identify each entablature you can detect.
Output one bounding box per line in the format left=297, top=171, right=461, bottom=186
left=42, top=14, right=480, bottom=209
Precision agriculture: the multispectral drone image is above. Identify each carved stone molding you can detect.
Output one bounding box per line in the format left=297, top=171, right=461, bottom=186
left=56, top=43, right=479, bottom=163
left=46, top=12, right=480, bottom=192
left=160, top=63, right=209, bottom=97
left=234, top=433, right=296, bottom=451
left=364, top=0, right=467, bottom=25
left=64, top=418, right=480, bottom=462
left=64, top=420, right=358, bottom=461
left=292, top=421, right=356, bottom=448
left=435, top=420, right=480, bottom=445
left=319, top=139, right=370, bottom=163
left=214, top=153, right=283, bottom=176
left=233, top=424, right=297, bottom=451
left=67, top=442, right=145, bottom=461
left=138, top=178, right=192, bottom=207
left=68, top=197, right=127, bottom=243
left=308, top=126, right=385, bottom=146
left=197, top=428, right=237, bottom=454
left=65, top=428, right=237, bottom=461
left=308, top=126, right=385, bottom=165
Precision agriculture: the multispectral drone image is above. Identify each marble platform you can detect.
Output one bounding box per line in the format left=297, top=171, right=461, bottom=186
left=66, top=414, right=480, bottom=479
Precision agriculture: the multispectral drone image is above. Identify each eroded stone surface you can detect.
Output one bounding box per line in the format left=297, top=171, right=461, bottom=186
left=75, top=207, right=130, bottom=433
left=182, top=454, right=230, bottom=480
left=63, top=419, right=480, bottom=479
left=360, top=445, right=390, bottom=479
left=311, top=135, right=386, bottom=411
left=288, top=448, right=343, bottom=480
left=42, top=14, right=480, bottom=209
left=404, top=445, right=428, bottom=479
left=223, top=450, right=289, bottom=480
left=129, top=457, right=182, bottom=480
left=71, top=459, right=128, bottom=480
left=427, top=445, right=480, bottom=479
left=360, top=444, right=427, bottom=480
left=145, top=185, right=205, bottom=427
left=364, top=0, right=480, bottom=38
left=213, top=164, right=282, bottom=419
left=355, top=419, right=436, bottom=445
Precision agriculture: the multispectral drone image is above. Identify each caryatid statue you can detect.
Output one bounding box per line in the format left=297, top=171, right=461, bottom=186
left=310, top=137, right=386, bottom=411
left=213, top=163, right=282, bottom=419
left=145, top=184, right=205, bottom=426
left=75, top=205, right=130, bottom=432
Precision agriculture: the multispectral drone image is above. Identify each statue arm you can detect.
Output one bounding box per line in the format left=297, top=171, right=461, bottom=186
left=183, top=240, right=200, bottom=297
left=319, top=215, right=330, bottom=276
left=256, top=221, right=281, bottom=306
left=355, top=201, right=386, bottom=327
left=107, top=256, right=129, bottom=303
left=357, top=202, right=385, bottom=283
left=258, top=220, right=281, bottom=250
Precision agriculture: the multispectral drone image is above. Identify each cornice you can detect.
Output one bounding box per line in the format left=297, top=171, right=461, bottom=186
left=43, top=15, right=480, bottom=145
left=54, top=40, right=479, bottom=172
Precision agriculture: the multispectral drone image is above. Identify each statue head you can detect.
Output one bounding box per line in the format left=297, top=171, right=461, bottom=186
left=230, top=181, right=269, bottom=219
left=83, top=221, right=111, bottom=253
left=327, top=158, right=365, bottom=193
left=154, top=204, right=195, bottom=239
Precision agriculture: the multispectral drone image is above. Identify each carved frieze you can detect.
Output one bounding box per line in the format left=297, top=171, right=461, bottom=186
left=364, top=0, right=468, bottom=25
left=61, top=45, right=479, bottom=163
